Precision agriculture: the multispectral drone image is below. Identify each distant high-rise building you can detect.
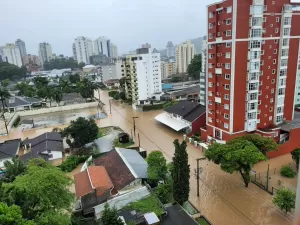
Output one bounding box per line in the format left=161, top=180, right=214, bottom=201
left=110, top=43, right=118, bottom=59
left=23, top=54, right=40, bottom=66
left=142, top=43, right=151, bottom=49
left=175, top=40, right=195, bottom=73
left=94, top=37, right=111, bottom=58
left=74, top=36, right=93, bottom=64
left=161, top=61, right=176, bottom=79
left=1, top=44, right=22, bottom=67
left=15, top=39, right=27, bottom=64
left=166, top=41, right=175, bottom=58
left=121, top=48, right=162, bottom=107
left=38, top=42, right=52, bottom=66
left=72, top=43, right=77, bottom=61
left=200, top=36, right=207, bottom=106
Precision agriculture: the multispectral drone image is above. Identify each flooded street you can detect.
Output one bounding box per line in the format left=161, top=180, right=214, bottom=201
left=0, top=90, right=295, bottom=225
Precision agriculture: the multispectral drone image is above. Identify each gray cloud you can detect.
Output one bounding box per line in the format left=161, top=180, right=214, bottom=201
left=0, top=0, right=212, bottom=56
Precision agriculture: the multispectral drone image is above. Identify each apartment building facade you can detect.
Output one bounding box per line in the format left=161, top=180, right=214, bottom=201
left=74, top=36, right=93, bottom=64
left=161, top=60, right=176, bottom=79
left=200, top=36, right=208, bottom=106
left=121, top=48, right=162, bottom=107
left=38, top=42, right=52, bottom=66
left=15, top=39, right=27, bottom=64
left=94, top=37, right=111, bottom=58
left=201, top=0, right=300, bottom=143
left=176, top=40, right=196, bottom=73
left=1, top=44, right=22, bottom=67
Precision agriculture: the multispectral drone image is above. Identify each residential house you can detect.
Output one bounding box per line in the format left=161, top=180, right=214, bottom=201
left=0, top=96, right=42, bottom=112
left=161, top=85, right=200, bottom=102
left=0, top=139, right=21, bottom=168
left=104, top=79, right=120, bottom=89
left=74, top=147, right=148, bottom=215
left=20, top=132, right=64, bottom=165
left=155, top=101, right=206, bottom=134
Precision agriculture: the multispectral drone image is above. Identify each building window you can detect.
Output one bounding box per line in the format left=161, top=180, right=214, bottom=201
left=251, top=17, right=263, bottom=26
left=272, top=69, right=276, bottom=74
left=270, top=107, right=273, bottom=112
left=209, top=33, right=214, bottom=39
left=275, top=28, right=279, bottom=33
left=227, top=6, right=232, bottom=13
left=250, top=40, right=261, bottom=48
left=273, top=59, right=276, bottom=64
left=284, top=17, right=291, bottom=25
left=281, top=49, right=288, bottom=57
left=248, top=102, right=257, bottom=110
left=224, top=94, right=229, bottom=100
left=209, top=82, right=213, bottom=87
left=249, top=93, right=258, bottom=100
left=274, top=39, right=278, bottom=44
left=279, top=88, right=285, bottom=95
left=209, top=23, right=213, bottom=29
left=274, top=49, right=277, bottom=54
left=282, top=39, right=289, bottom=46
left=225, top=63, right=231, bottom=69
left=277, top=106, right=284, bottom=114
left=224, top=114, right=229, bottom=119
left=280, top=78, right=286, bottom=86
left=281, top=59, right=288, bottom=67
left=224, top=104, right=229, bottom=110
left=248, top=83, right=258, bottom=91
left=283, top=28, right=290, bottom=36
left=226, top=30, right=232, bottom=37
left=276, top=115, right=283, bottom=123
left=226, top=52, right=231, bottom=58
left=224, top=123, right=229, bottom=129
left=250, top=29, right=262, bottom=38
left=208, top=117, right=213, bottom=123
left=276, top=17, right=280, bottom=22
left=208, top=73, right=213, bottom=78
left=209, top=44, right=213, bottom=49
left=280, top=69, right=287, bottom=76
left=248, top=112, right=256, bottom=120
left=226, top=19, right=232, bottom=25
left=225, top=84, right=230, bottom=90
left=226, top=42, right=231, bottom=48
left=271, top=88, right=274, bottom=93
left=209, top=12, right=214, bottom=18
left=225, top=74, right=230, bottom=80
left=209, top=63, right=213, bottom=68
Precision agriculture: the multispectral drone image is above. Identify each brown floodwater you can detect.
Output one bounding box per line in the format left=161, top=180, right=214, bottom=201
left=0, top=90, right=295, bottom=225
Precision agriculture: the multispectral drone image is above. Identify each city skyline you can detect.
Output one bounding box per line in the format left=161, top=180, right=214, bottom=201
left=0, top=0, right=211, bottom=56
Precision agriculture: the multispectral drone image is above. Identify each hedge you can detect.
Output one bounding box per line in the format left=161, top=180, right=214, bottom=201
left=59, top=155, right=89, bottom=172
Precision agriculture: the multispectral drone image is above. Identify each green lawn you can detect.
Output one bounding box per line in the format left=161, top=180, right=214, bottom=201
left=124, top=195, right=164, bottom=217
left=98, top=126, right=123, bottom=138
left=113, top=138, right=134, bottom=148
left=196, top=217, right=211, bottom=225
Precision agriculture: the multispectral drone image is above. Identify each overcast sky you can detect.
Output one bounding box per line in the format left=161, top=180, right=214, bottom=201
left=1, top=0, right=212, bottom=56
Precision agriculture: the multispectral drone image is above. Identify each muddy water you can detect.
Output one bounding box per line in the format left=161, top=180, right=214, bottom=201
left=0, top=90, right=294, bottom=225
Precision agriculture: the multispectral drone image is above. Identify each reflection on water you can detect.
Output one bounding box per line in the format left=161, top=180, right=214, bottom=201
left=20, top=109, right=107, bottom=128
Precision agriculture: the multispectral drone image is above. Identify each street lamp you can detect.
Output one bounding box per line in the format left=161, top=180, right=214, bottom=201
left=194, top=157, right=206, bottom=197
left=133, top=116, right=139, bottom=135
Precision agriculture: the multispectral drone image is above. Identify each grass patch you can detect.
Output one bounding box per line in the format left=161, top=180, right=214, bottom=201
left=182, top=201, right=199, bottom=215
left=124, top=195, right=164, bottom=217
left=13, top=116, right=21, bottom=127
left=59, top=155, right=89, bottom=172
left=196, top=217, right=211, bottom=225
left=98, top=126, right=123, bottom=138
left=113, top=138, right=134, bottom=148
left=163, top=101, right=178, bottom=109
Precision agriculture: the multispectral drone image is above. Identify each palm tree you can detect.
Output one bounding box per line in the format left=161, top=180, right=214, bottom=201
left=0, top=87, right=11, bottom=134
left=46, top=87, right=54, bottom=107
left=89, top=81, right=102, bottom=100
left=3, top=157, right=27, bottom=182
left=59, top=79, right=71, bottom=93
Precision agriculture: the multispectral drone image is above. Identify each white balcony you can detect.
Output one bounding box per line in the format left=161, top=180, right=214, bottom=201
left=215, top=68, right=222, bottom=74
left=215, top=97, right=221, bottom=103
left=216, top=37, right=223, bottom=43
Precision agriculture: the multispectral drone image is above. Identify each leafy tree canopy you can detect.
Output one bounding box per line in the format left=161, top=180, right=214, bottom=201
left=147, top=151, right=168, bottom=182
left=291, top=148, right=300, bottom=169
left=228, top=134, right=278, bottom=155
left=273, top=188, right=296, bottom=213
left=69, top=74, right=81, bottom=84
left=205, top=140, right=266, bottom=187
left=78, top=62, right=85, bottom=69
left=101, top=204, right=124, bottom=225
left=2, top=157, right=27, bottom=183
left=62, top=117, right=99, bottom=148
left=187, top=54, right=201, bottom=79
left=0, top=62, right=27, bottom=81
left=0, top=202, right=36, bottom=225
left=43, top=58, right=79, bottom=70
left=34, top=212, right=71, bottom=225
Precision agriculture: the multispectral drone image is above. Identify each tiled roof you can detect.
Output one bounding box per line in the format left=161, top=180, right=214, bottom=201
left=74, top=166, right=113, bottom=199
left=0, top=139, right=21, bottom=160
left=94, top=150, right=135, bottom=193
left=74, top=169, right=92, bottom=198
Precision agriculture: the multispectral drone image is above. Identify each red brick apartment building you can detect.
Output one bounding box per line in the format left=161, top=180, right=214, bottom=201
left=201, top=0, right=300, bottom=157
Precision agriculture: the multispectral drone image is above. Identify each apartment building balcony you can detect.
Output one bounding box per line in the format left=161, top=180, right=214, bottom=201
left=215, top=68, right=222, bottom=74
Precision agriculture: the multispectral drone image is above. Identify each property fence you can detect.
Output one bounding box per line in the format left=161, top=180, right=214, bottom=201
left=251, top=163, right=297, bottom=195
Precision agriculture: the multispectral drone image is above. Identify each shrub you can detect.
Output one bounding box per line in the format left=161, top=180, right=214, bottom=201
left=108, top=91, right=119, bottom=98
left=59, top=155, right=89, bottom=172
left=155, top=183, right=172, bottom=204
left=143, top=103, right=164, bottom=111
left=280, top=166, right=297, bottom=178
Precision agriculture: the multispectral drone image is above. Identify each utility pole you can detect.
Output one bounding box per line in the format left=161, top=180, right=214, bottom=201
left=194, top=158, right=206, bottom=197
left=138, top=133, right=140, bottom=147
left=133, top=117, right=139, bottom=135
left=266, top=164, right=270, bottom=192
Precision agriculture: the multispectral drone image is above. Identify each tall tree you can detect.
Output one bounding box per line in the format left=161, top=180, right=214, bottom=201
left=228, top=134, right=278, bottom=155
left=2, top=159, right=74, bottom=219
left=273, top=188, right=296, bottom=213
left=62, top=117, right=99, bottom=148
left=291, top=148, right=300, bottom=169
left=59, top=79, right=71, bottom=93
left=205, top=140, right=266, bottom=187
left=53, top=88, right=63, bottom=106
left=78, top=62, right=85, bottom=69
left=0, top=202, right=36, bottom=225
left=172, top=139, right=190, bottom=205
left=147, top=151, right=168, bottom=182
left=0, top=87, right=11, bottom=134
left=187, top=54, right=201, bottom=79
left=34, top=212, right=71, bottom=225
left=69, top=74, right=80, bottom=84
left=3, top=157, right=27, bottom=183
left=100, top=204, right=124, bottom=225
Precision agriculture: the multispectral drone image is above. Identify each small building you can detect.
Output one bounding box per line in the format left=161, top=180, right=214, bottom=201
left=83, top=65, right=97, bottom=73
left=162, top=85, right=200, bottom=102
left=155, top=101, right=206, bottom=134
left=20, top=132, right=64, bottom=165
left=0, top=139, right=21, bottom=168
left=75, top=147, right=148, bottom=215
left=104, top=79, right=120, bottom=89
left=20, top=119, right=34, bottom=130
left=0, top=96, right=42, bottom=112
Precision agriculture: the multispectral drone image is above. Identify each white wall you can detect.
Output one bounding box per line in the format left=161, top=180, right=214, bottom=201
left=75, top=37, right=93, bottom=64
left=41, top=150, right=62, bottom=160
left=0, top=157, right=12, bottom=168
left=2, top=45, right=22, bottom=67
